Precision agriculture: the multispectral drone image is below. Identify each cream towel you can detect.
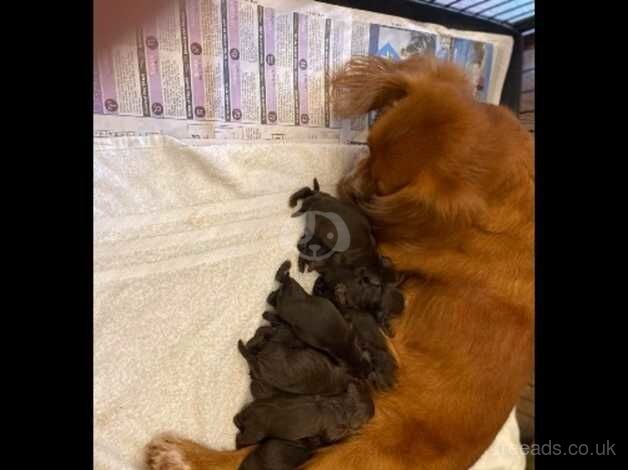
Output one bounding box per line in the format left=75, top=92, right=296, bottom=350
left=93, top=135, right=525, bottom=470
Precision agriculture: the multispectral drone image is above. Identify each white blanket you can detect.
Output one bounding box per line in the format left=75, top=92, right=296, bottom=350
left=93, top=135, right=525, bottom=470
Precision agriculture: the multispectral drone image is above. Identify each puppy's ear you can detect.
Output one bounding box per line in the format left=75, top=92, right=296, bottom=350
left=332, top=56, right=410, bottom=118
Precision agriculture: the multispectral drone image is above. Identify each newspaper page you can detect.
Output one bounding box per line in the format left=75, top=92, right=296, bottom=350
left=93, top=0, right=513, bottom=144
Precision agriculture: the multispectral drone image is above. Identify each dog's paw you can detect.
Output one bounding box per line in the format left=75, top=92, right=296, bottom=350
left=333, top=283, right=348, bottom=305
left=145, top=434, right=191, bottom=470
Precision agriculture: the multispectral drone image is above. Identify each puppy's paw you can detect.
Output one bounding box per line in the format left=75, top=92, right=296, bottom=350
left=298, top=255, right=308, bottom=273
left=145, top=434, right=192, bottom=470
left=334, top=283, right=348, bottom=305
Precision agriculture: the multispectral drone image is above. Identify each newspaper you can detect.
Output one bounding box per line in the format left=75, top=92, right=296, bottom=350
left=93, top=0, right=513, bottom=144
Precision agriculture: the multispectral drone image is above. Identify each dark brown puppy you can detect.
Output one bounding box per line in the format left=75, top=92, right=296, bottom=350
left=238, top=439, right=312, bottom=470
left=239, top=318, right=306, bottom=399
left=238, top=329, right=351, bottom=398
left=310, top=276, right=398, bottom=391
left=290, top=179, right=376, bottom=274
left=311, top=259, right=404, bottom=336
left=346, top=308, right=398, bottom=391
left=266, top=261, right=370, bottom=378
left=291, top=181, right=404, bottom=333
left=244, top=318, right=304, bottom=352
left=290, top=178, right=375, bottom=256
left=233, top=381, right=374, bottom=449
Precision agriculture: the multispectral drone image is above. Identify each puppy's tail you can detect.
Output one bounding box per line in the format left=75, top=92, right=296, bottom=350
left=145, top=433, right=252, bottom=470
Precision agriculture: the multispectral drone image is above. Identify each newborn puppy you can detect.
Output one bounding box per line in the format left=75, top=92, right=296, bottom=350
left=238, top=329, right=351, bottom=397
left=233, top=381, right=374, bottom=449
left=266, top=261, right=370, bottom=378
left=312, top=257, right=405, bottom=336
left=290, top=180, right=405, bottom=333
left=311, top=269, right=399, bottom=390
left=240, top=317, right=311, bottom=399
left=342, top=308, right=398, bottom=391
left=289, top=178, right=375, bottom=257
left=239, top=439, right=312, bottom=470
left=245, top=315, right=304, bottom=352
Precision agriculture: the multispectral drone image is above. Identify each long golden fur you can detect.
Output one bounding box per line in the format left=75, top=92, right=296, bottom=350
left=145, top=55, right=534, bottom=470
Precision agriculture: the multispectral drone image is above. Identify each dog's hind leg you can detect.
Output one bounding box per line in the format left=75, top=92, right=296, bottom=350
left=146, top=434, right=253, bottom=470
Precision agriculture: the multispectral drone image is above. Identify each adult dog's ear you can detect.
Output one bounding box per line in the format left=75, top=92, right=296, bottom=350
left=332, top=56, right=410, bottom=118
left=332, top=55, right=474, bottom=118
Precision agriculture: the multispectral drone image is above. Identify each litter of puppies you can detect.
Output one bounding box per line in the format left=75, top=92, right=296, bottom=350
left=234, top=179, right=404, bottom=469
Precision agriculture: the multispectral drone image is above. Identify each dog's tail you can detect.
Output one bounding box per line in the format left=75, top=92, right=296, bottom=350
left=146, top=433, right=252, bottom=470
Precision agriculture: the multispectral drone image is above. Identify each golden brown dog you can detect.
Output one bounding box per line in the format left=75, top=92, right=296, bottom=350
left=145, top=55, right=534, bottom=470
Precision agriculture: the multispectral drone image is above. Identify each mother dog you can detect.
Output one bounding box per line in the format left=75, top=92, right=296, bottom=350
left=146, top=55, right=534, bottom=470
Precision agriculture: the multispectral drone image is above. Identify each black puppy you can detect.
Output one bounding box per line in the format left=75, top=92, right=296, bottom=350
left=266, top=261, right=371, bottom=378
left=311, top=273, right=398, bottom=390
left=289, top=178, right=375, bottom=257
left=312, top=257, right=405, bottom=336
left=341, top=308, right=398, bottom=391
left=239, top=439, right=312, bottom=470
left=238, top=318, right=304, bottom=399
left=234, top=381, right=374, bottom=449
left=289, top=180, right=405, bottom=333
left=245, top=316, right=304, bottom=352
left=238, top=325, right=351, bottom=397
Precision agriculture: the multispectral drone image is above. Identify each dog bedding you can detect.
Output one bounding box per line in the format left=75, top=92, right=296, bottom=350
left=93, top=135, right=525, bottom=470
